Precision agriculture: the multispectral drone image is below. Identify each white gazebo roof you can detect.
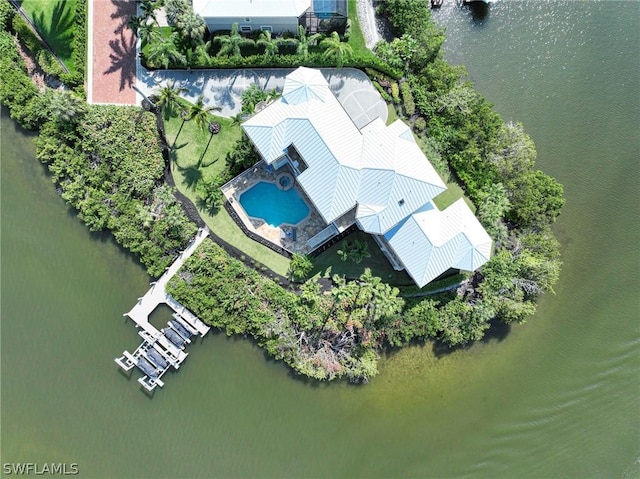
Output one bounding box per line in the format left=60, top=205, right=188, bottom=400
left=282, top=67, right=332, bottom=104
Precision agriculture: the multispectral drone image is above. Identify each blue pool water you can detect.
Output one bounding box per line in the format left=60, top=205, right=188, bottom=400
left=239, top=181, right=309, bottom=226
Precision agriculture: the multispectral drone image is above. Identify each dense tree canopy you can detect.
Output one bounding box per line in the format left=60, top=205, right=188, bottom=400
left=34, top=105, right=195, bottom=276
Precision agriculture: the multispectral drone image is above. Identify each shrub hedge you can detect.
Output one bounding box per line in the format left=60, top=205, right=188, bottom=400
left=143, top=51, right=403, bottom=80
left=400, top=81, right=415, bottom=116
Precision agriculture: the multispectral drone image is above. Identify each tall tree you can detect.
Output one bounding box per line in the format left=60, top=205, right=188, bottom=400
left=164, top=0, right=189, bottom=26
left=145, top=35, right=186, bottom=69
left=215, top=23, right=254, bottom=57
left=155, top=80, right=188, bottom=118
left=188, top=94, right=221, bottom=132
left=127, top=15, right=143, bottom=36
left=509, top=170, right=565, bottom=228
left=175, top=12, right=207, bottom=49
left=49, top=90, right=85, bottom=126
left=296, top=25, right=321, bottom=60
left=138, top=0, right=158, bottom=23
left=257, top=30, right=279, bottom=57
left=320, top=31, right=353, bottom=68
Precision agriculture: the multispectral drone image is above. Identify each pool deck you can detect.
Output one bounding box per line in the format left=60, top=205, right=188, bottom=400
left=222, top=162, right=328, bottom=255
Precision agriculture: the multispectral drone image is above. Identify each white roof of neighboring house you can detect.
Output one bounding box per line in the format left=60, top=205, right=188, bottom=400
left=243, top=67, right=492, bottom=287
left=192, top=0, right=310, bottom=19
left=384, top=199, right=493, bottom=287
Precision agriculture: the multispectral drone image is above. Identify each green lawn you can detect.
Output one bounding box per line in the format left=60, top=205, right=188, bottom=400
left=347, top=0, right=370, bottom=57
left=432, top=182, right=476, bottom=212
left=310, top=230, right=414, bottom=286
left=386, top=103, right=399, bottom=125
left=21, top=0, right=76, bottom=71
left=164, top=106, right=291, bottom=276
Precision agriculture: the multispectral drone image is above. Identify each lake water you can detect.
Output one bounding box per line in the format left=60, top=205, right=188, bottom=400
left=2, top=2, right=639, bottom=477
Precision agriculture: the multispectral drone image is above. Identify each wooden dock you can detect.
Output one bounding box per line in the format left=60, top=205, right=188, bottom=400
left=115, top=228, right=211, bottom=392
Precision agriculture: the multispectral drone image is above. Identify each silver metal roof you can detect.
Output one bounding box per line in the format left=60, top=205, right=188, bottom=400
left=243, top=67, right=492, bottom=286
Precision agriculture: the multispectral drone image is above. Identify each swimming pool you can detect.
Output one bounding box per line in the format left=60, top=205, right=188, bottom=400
left=239, top=181, right=309, bottom=227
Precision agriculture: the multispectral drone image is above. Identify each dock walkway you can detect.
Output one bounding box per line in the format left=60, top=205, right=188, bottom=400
left=115, top=228, right=211, bottom=391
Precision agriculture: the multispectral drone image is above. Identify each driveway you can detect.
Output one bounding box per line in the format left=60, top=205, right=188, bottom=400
left=87, top=0, right=387, bottom=126
left=135, top=67, right=388, bottom=128
left=88, top=0, right=137, bottom=105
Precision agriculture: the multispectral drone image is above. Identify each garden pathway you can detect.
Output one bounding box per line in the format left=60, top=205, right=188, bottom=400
left=87, top=0, right=137, bottom=105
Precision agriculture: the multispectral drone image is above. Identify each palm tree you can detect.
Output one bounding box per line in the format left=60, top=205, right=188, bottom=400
left=320, top=31, right=353, bottom=69
left=127, top=15, right=143, bottom=35
left=240, top=83, right=270, bottom=114
left=296, top=25, right=321, bottom=60
left=189, top=94, right=221, bottom=131
left=164, top=0, right=189, bottom=26
left=139, top=0, right=158, bottom=23
left=215, top=23, right=254, bottom=57
left=257, top=30, right=279, bottom=57
left=137, top=20, right=161, bottom=46
left=337, top=239, right=370, bottom=264
left=49, top=91, right=85, bottom=126
left=288, top=253, right=313, bottom=281
left=188, top=95, right=222, bottom=164
left=155, top=80, right=188, bottom=119
left=175, top=12, right=206, bottom=49
left=229, top=112, right=246, bottom=127
left=145, top=35, right=186, bottom=69
left=266, top=88, right=281, bottom=103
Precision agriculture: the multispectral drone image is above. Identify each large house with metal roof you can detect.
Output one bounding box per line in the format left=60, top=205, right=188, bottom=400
left=192, top=0, right=348, bottom=35
left=241, top=67, right=493, bottom=287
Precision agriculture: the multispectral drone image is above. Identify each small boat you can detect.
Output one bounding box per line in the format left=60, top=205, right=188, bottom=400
left=137, top=357, right=159, bottom=378
left=170, top=319, right=192, bottom=340
left=146, top=348, right=169, bottom=369
left=164, top=328, right=185, bottom=348
left=431, top=0, right=444, bottom=8
left=172, top=313, right=199, bottom=336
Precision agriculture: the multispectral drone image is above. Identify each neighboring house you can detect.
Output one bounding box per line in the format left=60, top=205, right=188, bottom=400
left=242, top=67, right=493, bottom=287
left=192, top=0, right=347, bottom=34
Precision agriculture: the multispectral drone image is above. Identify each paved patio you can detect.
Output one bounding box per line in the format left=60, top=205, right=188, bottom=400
left=222, top=161, right=329, bottom=255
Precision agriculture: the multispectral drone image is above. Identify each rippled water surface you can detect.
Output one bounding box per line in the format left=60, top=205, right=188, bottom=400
left=2, top=2, right=639, bottom=477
